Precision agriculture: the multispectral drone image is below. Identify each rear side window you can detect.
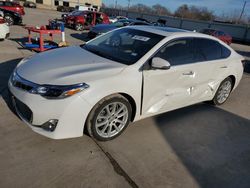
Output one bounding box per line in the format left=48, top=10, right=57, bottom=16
left=155, top=38, right=195, bottom=66
left=194, top=38, right=230, bottom=61
left=5, top=2, right=13, bottom=6
left=221, top=45, right=231, bottom=58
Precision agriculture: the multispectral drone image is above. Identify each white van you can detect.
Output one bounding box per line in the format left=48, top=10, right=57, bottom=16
left=75, top=5, right=97, bottom=12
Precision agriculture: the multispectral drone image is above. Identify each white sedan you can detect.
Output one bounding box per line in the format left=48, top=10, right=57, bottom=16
left=0, top=17, right=9, bottom=40
left=9, top=26, right=244, bottom=141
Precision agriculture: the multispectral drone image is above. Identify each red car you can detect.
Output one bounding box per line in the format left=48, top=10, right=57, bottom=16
left=0, top=1, right=25, bottom=15
left=201, top=29, right=232, bottom=45
left=65, top=11, right=109, bottom=31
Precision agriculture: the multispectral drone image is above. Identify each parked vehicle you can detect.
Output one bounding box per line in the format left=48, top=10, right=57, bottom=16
left=88, top=19, right=150, bottom=38
left=65, top=11, right=109, bottom=31
left=0, top=1, right=25, bottom=15
left=0, top=9, right=3, bottom=17
left=200, top=29, right=232, bottom=45
left=0, top=17, right=9, bottom=40
left=9, top=26, right=244, bottom=141
left=56, top=6, right=74, bottom=12
left=109, top=16, right=128, bottom=23
left=23, top=1, right=36, bottom=8
left=0, top=7, right=22, bottom=26
left=75, top=5, right=97, bottom=12
left=61, top=10, right=81, bottom=20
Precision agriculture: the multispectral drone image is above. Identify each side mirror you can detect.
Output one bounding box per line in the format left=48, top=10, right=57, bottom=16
left=151, top=57, right=171, bottom=70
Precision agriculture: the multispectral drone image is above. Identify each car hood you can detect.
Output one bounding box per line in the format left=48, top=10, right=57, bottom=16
left=16, top=46, right=126, bottom=85
left=92, top=24, right=117, bottom=33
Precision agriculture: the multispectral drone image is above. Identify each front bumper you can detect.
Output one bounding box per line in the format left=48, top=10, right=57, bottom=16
left=8, top=79, right=92, bottom=139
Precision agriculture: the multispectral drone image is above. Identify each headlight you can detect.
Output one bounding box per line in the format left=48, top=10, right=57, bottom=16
left=31, top=83, right=89, bottom=99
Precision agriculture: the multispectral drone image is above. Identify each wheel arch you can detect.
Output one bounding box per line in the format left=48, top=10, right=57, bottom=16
left=228, top=75, right=236, bottom=90
left=83, top=92, right=137, bottom=134
left=118, top=92, right=137, bottom=122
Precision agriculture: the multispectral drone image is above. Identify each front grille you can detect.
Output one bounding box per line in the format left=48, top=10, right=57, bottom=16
left=13, top=97, right=33, bottom=123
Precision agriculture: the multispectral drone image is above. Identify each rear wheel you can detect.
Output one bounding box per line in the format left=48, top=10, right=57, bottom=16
left=4, top=14, right=14, bottom=26
left=212, top=77, right=233, bottom=105
left=86, top=94, right=132, bottom=141
left=75, top=23, right=83, bottom=31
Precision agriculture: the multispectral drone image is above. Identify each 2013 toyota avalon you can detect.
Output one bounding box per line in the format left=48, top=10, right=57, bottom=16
left=8, top=26, right=244, bottom=141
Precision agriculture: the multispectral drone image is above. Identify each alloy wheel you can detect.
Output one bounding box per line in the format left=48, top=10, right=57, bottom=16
left=95, top=102, right=129, bottom=138
left=4, top=16, right=13, bottom=26
left=216, top=80, right=232, bottom=104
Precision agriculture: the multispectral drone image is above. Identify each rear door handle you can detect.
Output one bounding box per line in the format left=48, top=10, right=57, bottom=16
left=182, top=71, right=194, bottom=76
left=220, top=66, right=228, bottom=69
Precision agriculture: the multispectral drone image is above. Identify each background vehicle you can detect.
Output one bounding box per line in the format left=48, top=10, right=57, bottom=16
left=201, top=28, right=232, bottom=45
left=0, top=1, right=25, bottom=15
left=0, top=17, right=9, bottom=40
left=65, top=11, right=109, bottom=31
left=23, top=1, right=36, bottom=8
left=75, top=5, right=97, bottom=12
left=88, top=19, right=150, bottom=38
left=0, top=7, right=22, bottom=26
left=56, top=5, right=74, bottom=12
left=109, top=16, right=128, bottom=23
left=8, top=27, right=244, bottom=141
left=61, top=10, right=81, bottom=20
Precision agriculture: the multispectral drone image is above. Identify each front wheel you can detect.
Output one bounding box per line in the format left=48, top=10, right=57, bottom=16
left=75, top=23, right=83, bottom=31
left=4, top=14, right=14, bottom=26
left=86, top=95, right=132, bottom=141
left=212, top=77, right=233, bottom=105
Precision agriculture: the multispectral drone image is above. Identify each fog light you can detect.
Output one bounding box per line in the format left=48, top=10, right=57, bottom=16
left=41, top=119, right=58, bottom=132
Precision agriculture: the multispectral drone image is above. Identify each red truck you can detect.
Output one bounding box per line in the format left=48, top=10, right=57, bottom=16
left=0, top=1, right=25, bottom=15
left=201, top=29, right=232, bottom=45
left=65, top=11, right=109, bottom=31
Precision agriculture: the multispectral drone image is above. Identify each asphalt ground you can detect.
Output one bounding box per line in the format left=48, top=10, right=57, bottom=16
left=0, top=8, right=250, bottom=188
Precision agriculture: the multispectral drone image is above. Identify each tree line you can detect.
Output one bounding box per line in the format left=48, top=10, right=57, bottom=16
left=103, top=3, right=249, bottom=24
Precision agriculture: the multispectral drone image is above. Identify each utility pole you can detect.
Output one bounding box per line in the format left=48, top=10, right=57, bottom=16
left=127, top=0, right=131, bottom=10
left=238, top=1, right=247, bottom=24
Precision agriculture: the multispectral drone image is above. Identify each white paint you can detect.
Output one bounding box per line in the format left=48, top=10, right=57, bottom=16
left=9, top=27, right=244, bottom=139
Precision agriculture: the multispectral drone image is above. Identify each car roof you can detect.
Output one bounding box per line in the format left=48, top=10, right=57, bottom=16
left=127, top=26, right=219, bottom=39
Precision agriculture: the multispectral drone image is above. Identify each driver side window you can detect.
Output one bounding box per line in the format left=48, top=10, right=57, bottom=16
left=155, top=38, right=195, bottom=66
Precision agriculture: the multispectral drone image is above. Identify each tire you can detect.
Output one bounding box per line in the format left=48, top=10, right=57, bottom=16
left=212, top=77, right=233, bottom=105
left=75, top=23, right=84, bottom=31
left=86, top=94, right=132, bottom=141
left=4, top=14, right=14, bottom=26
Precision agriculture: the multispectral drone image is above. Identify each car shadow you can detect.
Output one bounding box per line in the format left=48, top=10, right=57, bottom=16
left=0, top=58, right=21, bottom=115
left=70, top=33, right=90, bottom=42
left=154, top=103, right=250, bottom=188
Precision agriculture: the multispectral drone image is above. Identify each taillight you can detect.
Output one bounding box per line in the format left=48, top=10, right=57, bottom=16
left=0, top=19, right=5, bottom=24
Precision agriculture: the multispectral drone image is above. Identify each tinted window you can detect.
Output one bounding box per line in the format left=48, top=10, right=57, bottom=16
left=195, top=38, right=222, bottom=61
left=221, top=45, right=231, bottom=58
left=0, top=2, right=4, bottom=6
left=155, top=38, right=195, bottom=66
left=5, top=2, right=12, bottom=6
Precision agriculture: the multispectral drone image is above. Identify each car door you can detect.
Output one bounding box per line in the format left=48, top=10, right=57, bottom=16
left=194, top=38, right=231, bottom=93
left=142, top=38, right=201, bottom=116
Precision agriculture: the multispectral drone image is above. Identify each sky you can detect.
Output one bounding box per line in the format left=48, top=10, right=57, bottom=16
left=103, top=0, right=250, bottom=16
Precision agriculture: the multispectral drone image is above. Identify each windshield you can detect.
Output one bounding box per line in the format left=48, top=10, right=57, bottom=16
left=82, top=28, right=164, bottom=65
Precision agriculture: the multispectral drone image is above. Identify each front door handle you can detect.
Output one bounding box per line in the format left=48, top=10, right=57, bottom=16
left=182, top=71, right=194, bottom=76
